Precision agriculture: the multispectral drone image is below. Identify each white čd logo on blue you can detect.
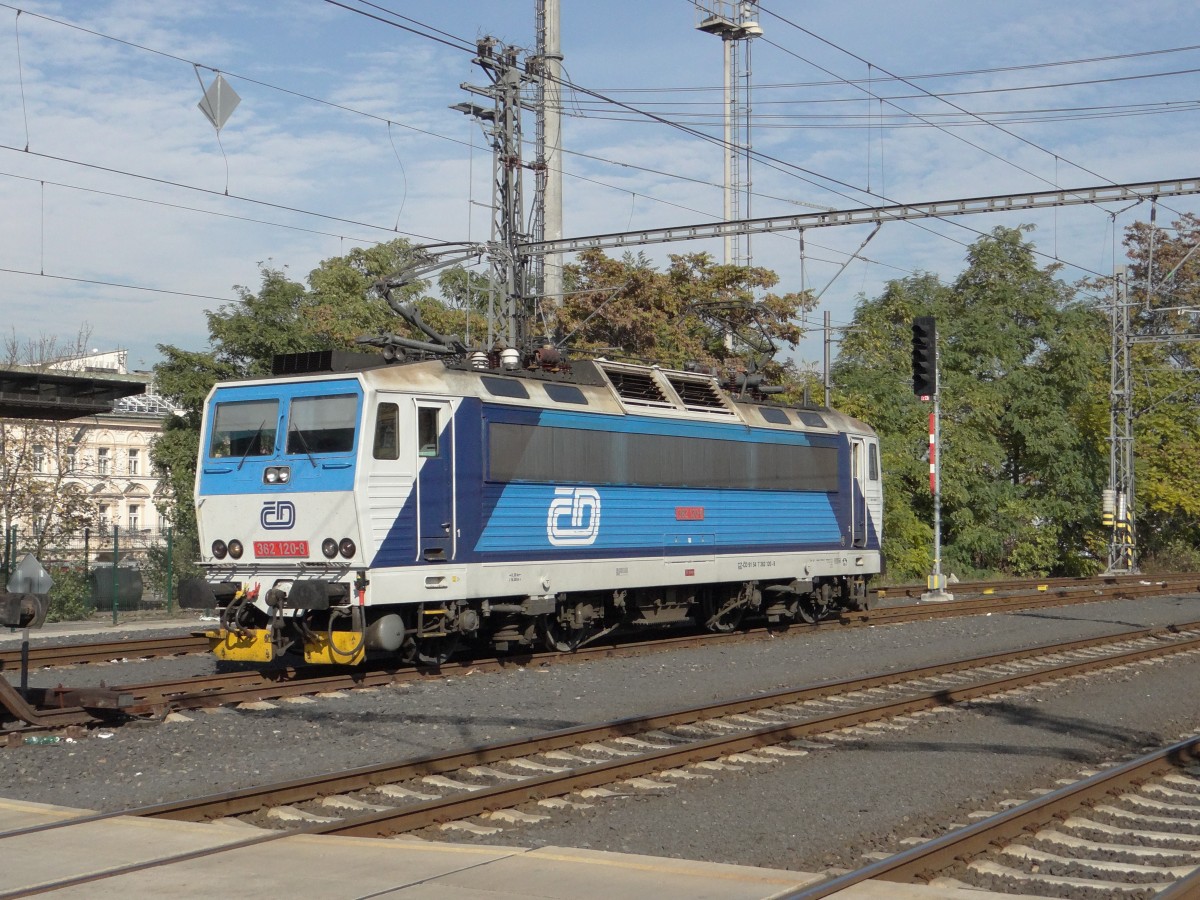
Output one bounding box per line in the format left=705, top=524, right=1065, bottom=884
left=546, top=487, right=601, bottom=546
left=261, top=500, right=296, bottom=530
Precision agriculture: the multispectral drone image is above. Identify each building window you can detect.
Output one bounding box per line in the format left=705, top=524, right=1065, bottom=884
left=98, top=504, right=110, bottom=530
left=128, top=504, right=141, bottom=531
left=128, top=449, right=140, bottom=476
left=66, top=446, right=78, bottom=473
left=97, top=447, right=110, bottom=476
left=33, top=445, right=46, bottom=474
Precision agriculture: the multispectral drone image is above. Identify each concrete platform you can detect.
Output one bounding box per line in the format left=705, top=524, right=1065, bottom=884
left=0, top=797, right=1028, bottom=899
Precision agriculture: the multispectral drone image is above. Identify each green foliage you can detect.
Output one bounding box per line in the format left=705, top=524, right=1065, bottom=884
left=1141, top=538, right=1200, bottom=574
left=142, top=529, right=198, bottom=604
left=1112, top=213, right=1200, bottom=557
left=834, top=226, right=1111, bottom=578
left=45, top=565, right=92, bottom=623
left=150, top=239, right=449, bottom=562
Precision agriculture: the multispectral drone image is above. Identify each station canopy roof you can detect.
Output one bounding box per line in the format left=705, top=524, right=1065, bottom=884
left=0, top=367, right=146, bottom=421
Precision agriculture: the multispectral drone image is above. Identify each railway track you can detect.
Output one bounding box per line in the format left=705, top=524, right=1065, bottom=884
left=4, top=573, right=1192, bottom=676
left=2, top=574, right=1198, bottom=732
left=872, top=570, right=1176, bottom=600
left=0, top=634, right=206, bottom=671
left=142, top=621, right=1200, bottom=840
left=6, top=620, right=1200, bottom=897
left=791, top=738, right=1200, bottom=898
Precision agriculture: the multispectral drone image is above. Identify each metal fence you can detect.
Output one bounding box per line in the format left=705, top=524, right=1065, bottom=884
left=1, top=525, right=177, bottom=621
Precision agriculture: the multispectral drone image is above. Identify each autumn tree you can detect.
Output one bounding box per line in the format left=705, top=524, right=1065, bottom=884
left=556, top=249, right=816, bottom=396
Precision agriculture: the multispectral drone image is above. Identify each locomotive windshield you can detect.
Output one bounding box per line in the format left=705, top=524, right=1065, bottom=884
left=286, top=394, right=358, bottom=455
left=209, top=399, right=279, bottom=458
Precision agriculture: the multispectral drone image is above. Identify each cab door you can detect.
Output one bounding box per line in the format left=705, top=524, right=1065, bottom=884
left=416, top=400, right=454, bottom=561
left=863, top=438, right=884, bottom=549
left=365, top=398, right=411, bottom=568
left=849, top=437, right=868, bottom=548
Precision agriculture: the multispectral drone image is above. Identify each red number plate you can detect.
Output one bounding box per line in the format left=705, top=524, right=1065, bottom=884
left=254, top=540, right=309, bottom=558
left=675, top=506, right=705, bottom=521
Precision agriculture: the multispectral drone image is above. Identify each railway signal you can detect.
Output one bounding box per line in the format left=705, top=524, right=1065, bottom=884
left=910, top=317, right=952, bottom=602
left=912, top=316, right=937, bottom=398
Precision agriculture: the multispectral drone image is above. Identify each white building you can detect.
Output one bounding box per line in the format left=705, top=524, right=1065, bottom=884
left=4, top=350, right=179, bottom=563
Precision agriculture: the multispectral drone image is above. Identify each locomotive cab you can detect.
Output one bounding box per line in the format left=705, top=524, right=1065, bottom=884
left=187, top=376, right=377, bottom=663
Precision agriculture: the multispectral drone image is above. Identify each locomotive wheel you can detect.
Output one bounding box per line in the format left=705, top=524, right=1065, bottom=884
left=541, top=618, right=591, bottom=652
left=415, top=636, right=459, bottom=666
left=702, top=598, right=746, bottom=633
left=795, top=597, right=819, bottom=624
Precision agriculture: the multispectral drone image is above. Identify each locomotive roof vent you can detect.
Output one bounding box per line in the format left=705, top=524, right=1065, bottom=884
left=599, top=363, right=674, bottom=410
left=664, top=373, right=736, bottom=416
left=596, top=360, right=737, bottom=418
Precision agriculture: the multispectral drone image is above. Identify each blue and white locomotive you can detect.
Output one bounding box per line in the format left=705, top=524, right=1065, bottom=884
left=182, top=349, right=883, bottom=665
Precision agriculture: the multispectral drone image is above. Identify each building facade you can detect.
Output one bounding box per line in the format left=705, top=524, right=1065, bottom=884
left=2, top=351, right=177, bottom=566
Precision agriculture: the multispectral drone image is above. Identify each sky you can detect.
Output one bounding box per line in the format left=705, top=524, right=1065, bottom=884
left=1, top=0, right=1199, bottom=373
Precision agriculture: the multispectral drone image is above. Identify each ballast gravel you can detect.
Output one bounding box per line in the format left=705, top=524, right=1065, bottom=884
left=3, top=593, right=1200, bottom=875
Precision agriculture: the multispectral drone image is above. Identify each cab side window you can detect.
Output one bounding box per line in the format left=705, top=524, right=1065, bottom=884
left=868, top=442, right=879, bottom=481
left=373, top=403, right=399, bottom=460
left=418, top=407, right=439, bottom=458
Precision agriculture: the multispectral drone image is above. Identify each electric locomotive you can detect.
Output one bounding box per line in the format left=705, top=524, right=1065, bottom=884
left=181, top=348, right=883, bottom=665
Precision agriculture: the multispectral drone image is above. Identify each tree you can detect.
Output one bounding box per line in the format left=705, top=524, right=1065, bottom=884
left=151, top=239, right=442, bottom=565
left=0, top=419, right=96, bottom=561
left=3, top=324, right=95, bottom=368
left=834, top=226, right=1109, bottom=579
left=556, top=249, right=816, bottom=396
left=833, top=273, right=947, bottom=580
left=0, top=325, right=103, bottom=565
left=151, top=240, right=821, bottom=569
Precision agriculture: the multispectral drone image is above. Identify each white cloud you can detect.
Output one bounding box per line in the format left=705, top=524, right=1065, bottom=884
left=0, top=1, right=1196, bottom=371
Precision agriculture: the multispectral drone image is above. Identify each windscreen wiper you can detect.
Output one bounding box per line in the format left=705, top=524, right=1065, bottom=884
left=289, top=423, right=318, bottom=468
left=237, top=421, right=266, bottom=471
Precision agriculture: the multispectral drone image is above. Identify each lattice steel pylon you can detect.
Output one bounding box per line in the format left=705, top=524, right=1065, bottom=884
left=1106, top=267, right=1137, bottom=573
left=456, top=38, right=538, bottom=353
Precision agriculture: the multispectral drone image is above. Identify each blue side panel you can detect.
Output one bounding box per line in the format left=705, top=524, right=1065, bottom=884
left=467, top=402, right=849, bottom=562
left=474, top=483, right=841, bottom=557
left=368, top=397, right=871, bottom=569
left=199, top=379, right=362, bottom=497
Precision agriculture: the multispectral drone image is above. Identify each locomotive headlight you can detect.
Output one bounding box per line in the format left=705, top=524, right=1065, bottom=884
left=228, top=540, right=244, bottom=560
left=212, top=540, right=228, bottom=560
left=339, top=538, right=356, bottom=559
left=263, top=465, right=291, bottom=485
left=321, top=538, right=338, bottom=559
